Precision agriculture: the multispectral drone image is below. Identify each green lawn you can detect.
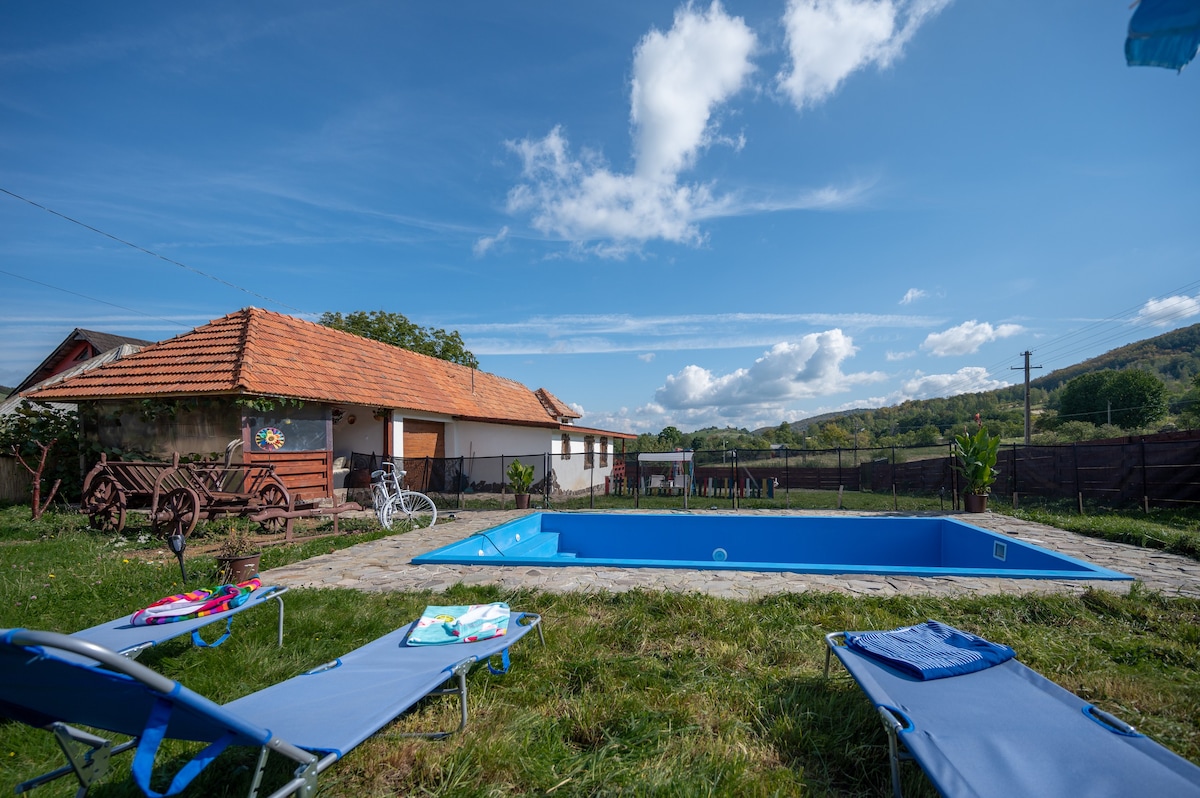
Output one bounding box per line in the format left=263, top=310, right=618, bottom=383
left=1, top=504, right=1198, bottom=797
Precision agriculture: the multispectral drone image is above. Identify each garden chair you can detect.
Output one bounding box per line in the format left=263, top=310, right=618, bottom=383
left=824, top=621, right=1200, bottom=798
left=0, top=610, right=542, bottom=797
left=70, top=584, right=288, bottom=659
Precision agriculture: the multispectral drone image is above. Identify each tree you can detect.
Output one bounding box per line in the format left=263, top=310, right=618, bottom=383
left=1059, top=369, right=1168, bottom=429
left=0, top=401, right=80, bottom=516
left=320, top=310, right=478, bottom=368
left=657, top=426, right=683, bottom=450
left=1175, top=374, right=1200, bottom=429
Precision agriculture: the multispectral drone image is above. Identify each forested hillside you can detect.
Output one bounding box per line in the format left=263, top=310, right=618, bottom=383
left=628, top=323, right=1200, bottom=452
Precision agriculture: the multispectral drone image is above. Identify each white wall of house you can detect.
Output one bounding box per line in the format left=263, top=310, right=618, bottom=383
left=550, top=431, right=617, bottom=493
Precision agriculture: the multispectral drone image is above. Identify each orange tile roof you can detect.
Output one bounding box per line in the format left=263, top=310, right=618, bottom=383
left=25, top=308, right=620, bottom=431
left=534, top=388, right=581, bottom=420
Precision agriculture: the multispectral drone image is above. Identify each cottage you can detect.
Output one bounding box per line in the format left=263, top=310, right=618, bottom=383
left=23, top=308, right=633, bottom=500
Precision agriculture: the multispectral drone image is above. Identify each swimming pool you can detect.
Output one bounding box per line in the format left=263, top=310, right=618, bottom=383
left=411, top=512, right=1132, bottom=580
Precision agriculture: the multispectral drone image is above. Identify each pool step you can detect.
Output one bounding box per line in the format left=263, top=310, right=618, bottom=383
left=503, top=532, right=562, bottom=558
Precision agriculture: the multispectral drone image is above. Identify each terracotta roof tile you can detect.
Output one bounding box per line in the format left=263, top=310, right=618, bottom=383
left=25, top=308, right=614, bottom=431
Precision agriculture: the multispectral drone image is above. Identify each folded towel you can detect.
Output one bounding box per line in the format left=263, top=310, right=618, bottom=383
left=130, top=579, right=261, bottom=626
left=407, top=602, right=510, bottom=646
left=845, top=620, right=1015, bottom=680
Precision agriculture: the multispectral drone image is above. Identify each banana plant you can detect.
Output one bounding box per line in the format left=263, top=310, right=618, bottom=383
left=953, top=423, right=1000, bottom=496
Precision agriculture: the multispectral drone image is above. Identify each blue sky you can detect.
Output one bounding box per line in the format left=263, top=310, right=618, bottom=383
left=2, top=1, right=1199, bottom=435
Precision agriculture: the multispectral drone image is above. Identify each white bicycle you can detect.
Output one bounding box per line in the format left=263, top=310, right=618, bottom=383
left=370, top=462, right=438, bottom=530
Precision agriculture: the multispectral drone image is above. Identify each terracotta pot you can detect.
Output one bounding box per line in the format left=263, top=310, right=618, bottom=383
left=514, top=493, right=531, bottom=510
left=963, top=493, right=988, bottom=513
left=217, top=553, right=261, bottom=583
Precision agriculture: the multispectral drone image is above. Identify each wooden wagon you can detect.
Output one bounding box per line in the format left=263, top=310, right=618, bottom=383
left=80, top=452, right=290, bottom=538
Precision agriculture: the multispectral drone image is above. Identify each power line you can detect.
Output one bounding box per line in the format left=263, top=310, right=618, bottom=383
left=0, top=268, right=190, bottom=330
left=0, top=187, right=308, bottom=315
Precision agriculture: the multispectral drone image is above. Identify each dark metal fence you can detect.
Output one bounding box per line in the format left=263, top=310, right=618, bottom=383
left=347, top=432, right=1200, bottom=511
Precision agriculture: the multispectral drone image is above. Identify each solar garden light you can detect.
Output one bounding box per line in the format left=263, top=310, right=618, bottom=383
left=167, top=533, right=187, bottom=584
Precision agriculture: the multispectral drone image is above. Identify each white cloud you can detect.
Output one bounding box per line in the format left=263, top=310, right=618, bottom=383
left=630, top=2, right=758, bottom=180
left=472, top=226, right=509, bottom=257
left=921, top=320, right=1022, bottom=357
left=506, top=3, right=755, bottom=253
left=899, top=287, right=927, bottom=305
left=654, top=329, right=884, bottom=410
left=895, top=367, right=1010, bottom=401
left=777, top=0, right=954, bottom=110
left=638, top=352, right=656, bottom=362
left=1133, top=294, right=1200, bottom=327
left=886, top=349, right=915, bottom=361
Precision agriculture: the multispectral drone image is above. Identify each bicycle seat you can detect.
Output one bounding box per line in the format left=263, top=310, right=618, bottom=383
left=370, top=470, right=385, bottom=480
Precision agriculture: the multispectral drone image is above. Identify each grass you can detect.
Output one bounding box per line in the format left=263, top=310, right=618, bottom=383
left=1007, top=502, right=1200, bottom=562
left=1, top=504, right=1199, bottom=796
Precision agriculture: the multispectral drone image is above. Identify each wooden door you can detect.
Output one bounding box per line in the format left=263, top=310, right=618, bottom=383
left=402, top=420, right=445, bottom=491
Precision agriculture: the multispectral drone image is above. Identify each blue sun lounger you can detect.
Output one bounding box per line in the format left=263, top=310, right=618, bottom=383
left=0, top=612, right=542, bottom=798
left=70, top=585, right=288, bottom=658
left=824, top=623, right=1200, bottom=798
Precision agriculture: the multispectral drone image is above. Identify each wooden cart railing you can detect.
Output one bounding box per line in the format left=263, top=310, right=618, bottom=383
left=81, top=452, right=291, bottom=538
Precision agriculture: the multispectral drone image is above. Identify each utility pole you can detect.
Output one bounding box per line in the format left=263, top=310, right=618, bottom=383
left=1011, top=351, right=1042, bottom=445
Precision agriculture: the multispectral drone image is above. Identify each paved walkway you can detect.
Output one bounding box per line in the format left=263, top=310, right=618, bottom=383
left=262, top=509, right=1200, bottom=600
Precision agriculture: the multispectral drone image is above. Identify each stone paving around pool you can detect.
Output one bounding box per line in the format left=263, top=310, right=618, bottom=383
left=261, top=509, right=1200, bottom=600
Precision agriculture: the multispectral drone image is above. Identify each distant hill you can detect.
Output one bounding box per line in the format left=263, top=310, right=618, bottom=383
left=723, top=322, right=1200, bottom=447
left=1029, top=323, right=1200, bottom=393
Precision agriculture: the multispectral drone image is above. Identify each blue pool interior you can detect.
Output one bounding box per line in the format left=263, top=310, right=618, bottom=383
left=411, top=513, right=1132, bottom=580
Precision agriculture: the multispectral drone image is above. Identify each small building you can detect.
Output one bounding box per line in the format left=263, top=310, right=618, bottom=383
left=23, top=308, right=632, bottom=500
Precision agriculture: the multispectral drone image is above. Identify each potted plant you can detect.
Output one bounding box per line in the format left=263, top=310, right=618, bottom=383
left=214, top=522, right=262, bottom=583
left=506, top=458, right=535, bottom=510
left=953, top=417, right=1000, bottom=512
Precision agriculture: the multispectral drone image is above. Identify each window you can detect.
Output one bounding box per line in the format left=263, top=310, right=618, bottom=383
left=561, top=433, right=571, bottom=460
left=584, top=435, right=595, bottom=469
left=599, top=437, right=608, bottom=468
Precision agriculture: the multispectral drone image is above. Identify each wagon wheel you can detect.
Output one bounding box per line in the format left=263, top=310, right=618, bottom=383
left=154, top=487, right=200, bottom=539
left=84, top=474, right=127, bottom=533
left=255, top=480, right=290, bottom=534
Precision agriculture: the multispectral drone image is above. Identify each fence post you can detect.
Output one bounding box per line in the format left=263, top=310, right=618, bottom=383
left=589, top=458, right=594, bottom=509
left=458, top=455, right=464, bottom=509
left=892, top=445, right=897, bottom=511
left=1073, top=444, right=1083, bottom=514
left=1140, top=438, right=1149, bottom=513
left=1011, top=443, right=1018, bottom=510
left=634, top=457, right=640, bottom=509
left=949, top=442, right=958, bottom=511
left=545, top=452, right=551, bottom=508
left=731, top=450, right=738, bottom=510
left=501, top=455, right=507, bottom=508
left=784, top=446, right=790, bottom=509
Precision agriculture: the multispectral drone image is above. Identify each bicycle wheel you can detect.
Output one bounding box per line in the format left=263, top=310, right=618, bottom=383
left=398, top=491, right=438, bottom=528
left=379, top=496, right=399, bottom=530
left=371, top=484, right=388, bottom=523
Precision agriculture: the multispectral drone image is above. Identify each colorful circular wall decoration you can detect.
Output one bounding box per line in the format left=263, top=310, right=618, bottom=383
left=255, top=427, right=286, bottom=451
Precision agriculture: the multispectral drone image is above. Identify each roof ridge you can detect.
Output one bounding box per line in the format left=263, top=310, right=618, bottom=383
left=231, top=308, right=254, bottom=391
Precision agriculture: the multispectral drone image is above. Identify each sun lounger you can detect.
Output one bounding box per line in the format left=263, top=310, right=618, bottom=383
left=70, top=584, right=288, bottom=658
left=824, top=622, right=1200, bottom=798
left=0, top=611, right=542, bottom=797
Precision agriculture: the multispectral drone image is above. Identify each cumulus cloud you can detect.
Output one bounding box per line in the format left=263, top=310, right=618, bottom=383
left=899, top=287, right=927, bottom=305
left=896, top=367, right=1010, bottom=401
left=777, top=0, right=954, bottom=110
left=654, top=329, right=884, bottom=410
left=1134, top=295, right=1200, bottom=327
left=506, top=3, right=754, bottom=253
left=472, top=225, right=509, bottom=257
left=920, top=320, right=1022, bottom=357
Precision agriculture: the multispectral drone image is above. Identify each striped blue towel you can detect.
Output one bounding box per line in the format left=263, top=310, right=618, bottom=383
left=845, top=620, right=1015, bottom=680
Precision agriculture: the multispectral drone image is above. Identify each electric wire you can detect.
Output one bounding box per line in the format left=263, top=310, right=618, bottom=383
left=0, top=187, right=308, bottom=315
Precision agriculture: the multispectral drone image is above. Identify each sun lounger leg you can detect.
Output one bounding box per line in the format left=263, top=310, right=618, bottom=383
left=878, top=706, right=914, bottom=798
left=15, top=723, right=135, bottom=796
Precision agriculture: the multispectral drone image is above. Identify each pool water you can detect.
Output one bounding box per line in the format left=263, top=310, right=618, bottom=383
left=411, top=512, right=1131, bottom=580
